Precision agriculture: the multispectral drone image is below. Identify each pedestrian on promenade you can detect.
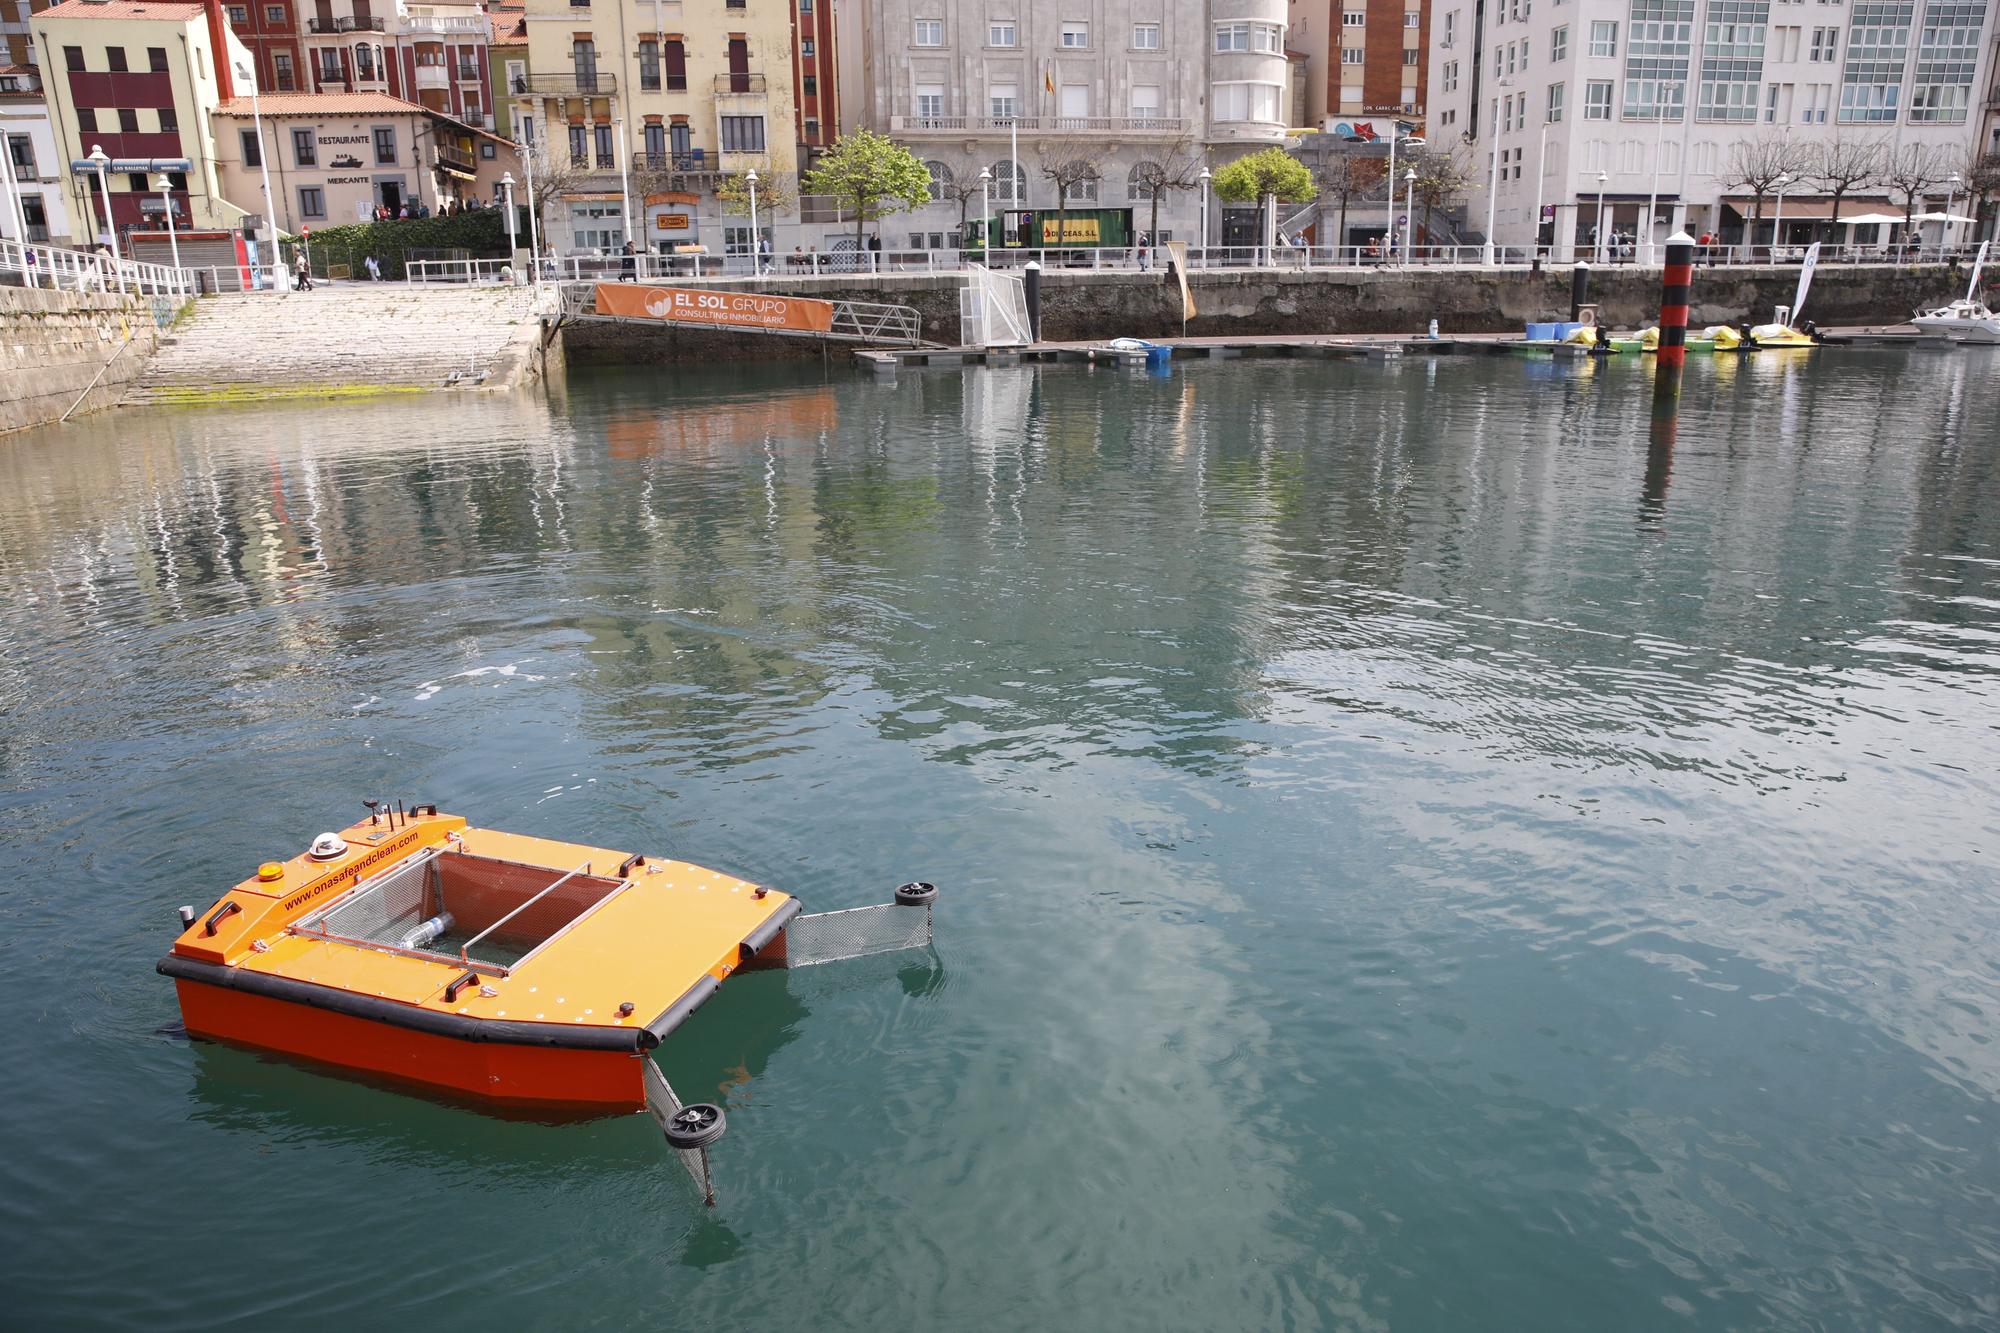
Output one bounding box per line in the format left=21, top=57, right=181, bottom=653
left=1137, top=230, right=1151, bottom=270
left=365, top=254, right=381, bottom=281
left=294, top=251, right=314, bottom=291
left=758, top=234, right=772, bottom=275
left=620, top=241, right=635, bottom=281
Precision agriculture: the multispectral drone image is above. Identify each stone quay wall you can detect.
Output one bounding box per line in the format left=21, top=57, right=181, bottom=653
left=0, top=286, right=177, bottom=432
left=559, top=262, right=1962, bottom=363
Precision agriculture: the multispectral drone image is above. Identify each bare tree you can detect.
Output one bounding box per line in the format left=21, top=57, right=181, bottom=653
left=1127, top=135, right=1206, bottom=247
left=1809, top=136, right=1887, bottom=240
left=1038, top=136, right=1103, bottom=252
left=1713, top=133, right=1809, bottom=253
left=1959, top=148, right=2000, bottom=243
left=923, top=156, right=989, bottom=243
left=516, top=138, right=592, bottom=255
left=1313, top=151, right=1384, bottom=252
left=1408, top=146, right=1476, bottom=247
left=1881, top=143, right=1952, bottom=239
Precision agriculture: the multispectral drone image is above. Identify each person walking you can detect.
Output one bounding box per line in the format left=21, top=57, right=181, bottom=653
left=294, top=250, right=314, bottom=291
left=364, top=253, right=381, bottom=281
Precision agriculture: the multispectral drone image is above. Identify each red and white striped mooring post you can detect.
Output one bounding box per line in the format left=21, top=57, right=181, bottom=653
left=1656, top=230, right=1696, bottom=379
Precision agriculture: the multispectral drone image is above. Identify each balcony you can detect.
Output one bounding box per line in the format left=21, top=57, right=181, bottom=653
left=714, top=72, right=767, bottom=95
left=414, top=65, right=449, bottom=91
left=306, top=15, right=384, bottom=32
left=437, top=144, right=477, bottom=174
left=455, top=65, right=480, bottom=82
left=888, top=113, right=1190, bottom=137
left=522, top=72, right=617, bottom=96
left=400, top=13, right=489, bottom=37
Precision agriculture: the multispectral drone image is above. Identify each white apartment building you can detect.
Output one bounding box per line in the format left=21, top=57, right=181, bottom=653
left=855, top=1, right=1292, bottom=248
left=1430, top=0, right=1999, bottom=257
left=1, top=67, right=77, bottom=246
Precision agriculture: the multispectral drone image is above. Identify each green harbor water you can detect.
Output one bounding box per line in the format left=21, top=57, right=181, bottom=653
left=2, top=350, right=1998, bottom=1329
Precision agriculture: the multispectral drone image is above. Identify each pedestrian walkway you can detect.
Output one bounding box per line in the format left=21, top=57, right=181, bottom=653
left=124, top=285, right=546, bottom=405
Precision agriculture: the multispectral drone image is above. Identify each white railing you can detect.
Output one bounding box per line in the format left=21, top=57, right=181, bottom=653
left=0, top=235, right=197, bottom=296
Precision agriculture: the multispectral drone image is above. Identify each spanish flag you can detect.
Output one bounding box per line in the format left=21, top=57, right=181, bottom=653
left=1044, top=67, right=1055, bottom=95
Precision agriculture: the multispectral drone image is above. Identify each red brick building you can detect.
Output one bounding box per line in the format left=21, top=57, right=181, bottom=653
left=1293, top=0, right=1430, bottom=134
left=789, top=0, right=834, bottom=156
left=219, top=0, right=300, bottom=93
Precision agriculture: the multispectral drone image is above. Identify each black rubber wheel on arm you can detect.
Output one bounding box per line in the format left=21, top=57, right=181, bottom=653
left=664, top=1103, right=727, bottom=1150
left=894, top=881, right=939, bottom=907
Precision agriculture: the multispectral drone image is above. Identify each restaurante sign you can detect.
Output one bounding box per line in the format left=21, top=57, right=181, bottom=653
left=594, top=284, right=836, bottom=334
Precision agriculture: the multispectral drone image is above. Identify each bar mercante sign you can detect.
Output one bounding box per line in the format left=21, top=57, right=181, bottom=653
left=594, top=284, right=836, bottom=333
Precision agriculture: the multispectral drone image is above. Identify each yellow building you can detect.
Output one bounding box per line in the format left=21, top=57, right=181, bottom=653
left=32, top=0, right=254, bottom=244
left=514, top=0, right=796, bottom=256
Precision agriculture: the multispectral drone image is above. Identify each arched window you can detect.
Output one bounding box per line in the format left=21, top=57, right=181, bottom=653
left=1128, top=160, right=1160, bottom=202
left=925, top=159, right=954, bottom=197
left=991, top=158, right=1025, bottom=203
left=1063, top=175, right=1098, bottom=203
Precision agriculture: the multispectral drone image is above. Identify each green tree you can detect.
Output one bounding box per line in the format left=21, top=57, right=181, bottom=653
left=1210, top=149, right=1316, bottom=258
left=801, top=128, right=933, bottom=253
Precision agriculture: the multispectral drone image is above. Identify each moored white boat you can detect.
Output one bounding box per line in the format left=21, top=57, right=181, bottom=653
left=1912, top=242, right=1997, bottom=343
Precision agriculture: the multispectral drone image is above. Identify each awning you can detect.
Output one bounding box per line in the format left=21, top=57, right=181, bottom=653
left=437, top=165, right=476, bottom=182
left=567, top=191, right=625, bottom=202
left=1721, top=196, right=1893, bottom=220
left=1913, top=211, right=1976, bottom=224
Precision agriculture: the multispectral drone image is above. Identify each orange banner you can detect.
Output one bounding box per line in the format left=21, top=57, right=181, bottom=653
left=594, top=283, right=836, bottom=333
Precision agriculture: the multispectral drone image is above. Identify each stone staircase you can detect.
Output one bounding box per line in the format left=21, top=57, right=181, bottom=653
left=124, top=285, right=547, bottom=405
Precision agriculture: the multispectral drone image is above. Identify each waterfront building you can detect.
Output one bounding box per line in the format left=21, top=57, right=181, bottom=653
left=851, top=0, right=1294, bottom=249
left=30, top=0, right=255, bottom=243
left=1429, top=0, right=2000, bottom=258
left=217, top=0, right=300, bottom=94
left=792, top=0, right=836, bottom=157
left=1, top=61, right=79, bottom=243
left=512, top=0, right=798, bottom=255
left=487, top=0, right=521, bottom=138
left=211, top=89, right=516, bottom=227
left=291, top=0, right=497, bottom=130
left=4, top=0, right=52, bottom=68
left=1289, top=0, right=1430, bottom=134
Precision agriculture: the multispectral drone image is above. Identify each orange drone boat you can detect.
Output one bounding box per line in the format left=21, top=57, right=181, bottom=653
left=160, top=802, right=937, bottom=1198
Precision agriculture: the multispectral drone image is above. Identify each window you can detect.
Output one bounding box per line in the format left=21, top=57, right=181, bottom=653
left=1551, top=24, right=1568, bottom=59
left=800, top=0, right=812, bottom=9
left=1584, top=78, right=1613, bottom=117
left=127, top=172, right=149, bottom=193
left=991, top=157, right=1023, bottom=202
left=117, top=108, right=138, bottom=132
left=1589, top=20, right=1617, bottom=56
left=148, top=46, right=167, bottom=72
left=915, top=82, right=945, bottom=120
left=1215, top=21, right=1282, bottom=51
left=594, top=122, right=614, bottom=165
left=225, top=5, right=247, bottom=22
left=1061, top=22, right=1089, bottom=48
left=1343, top=10, right=1366, bottom=25
left=272, top=52, right=294, bottom=90
left=8, top=133, right=36, bottom=176
left=1405, top=49, right=1420, bottom=64
left=1808, top=26, right=1836, bottom=60
left=989, top=82, right=1018, bottom=118
left=299, top=186, right=325, bottom=218
left=463, top=94, right=481, bottom=125
left=664, top=39, right=686, bottom=90
left=1130, top=83, right=1160, bottom=121
left=1212, top=81, right=1282, bottom=122
left=638, top=39, right=658, bottom=90
left=292, top=127, right=316, bottom=165
left=805, top=117, right=820, bottom=137
left=265, top=5, right=284, bottom=22
left=373, top=126, right=395, bottom=163
left=1908, top=85, right=1967, bottom=124
left=924, top=159, right=952, bottom=196
left=1405, top=11, right=1420, bottom=24
left=1547, top=80, right=1565, bottom=120
left=78, top=108, right=97, bottom=132
left=1442, top=60, right=1458, bottom=90
left=801, top=37, right=815, bottom=56
left=1838, top=82, right=1897, bottom=122
left=913, top=18, right=942, bottom=46
left=1132, top=22, right=1159, bottom=49
left=1800, top=80, right=1830, bottom=121
left=1343, top=47, right=1365, bottom=64
left=989, top=19, right=1015, bottom=46
left=803, top=74, right=817, bottom=96
left=158, top=106, right=177, bottom=132
left=1444, top=10, right=1456, bottom=42
left=569, top=123, right=588, bottom=163
left=355, top=45, right=376, bottom=79
left=316, top=49, right=340, bottom=82
left=720, top=115, right=765, bottom=151
left=571, top=38, right=598, bottom=90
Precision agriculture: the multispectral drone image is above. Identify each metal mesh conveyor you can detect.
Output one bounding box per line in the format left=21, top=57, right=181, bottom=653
left=644, top=1060, right=720, bottom=1206
left=781, top=901, right=935, bottom=967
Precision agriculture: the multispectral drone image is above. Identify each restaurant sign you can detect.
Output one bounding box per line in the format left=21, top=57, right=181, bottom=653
left=594, top=284, right=835, bottom=334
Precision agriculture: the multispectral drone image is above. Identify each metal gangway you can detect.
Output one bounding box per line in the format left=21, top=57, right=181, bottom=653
left=556, top=280, right=923, bottom=347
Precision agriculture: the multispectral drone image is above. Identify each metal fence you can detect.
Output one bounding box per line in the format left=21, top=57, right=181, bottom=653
left=0, top=235, right=197, bottom=297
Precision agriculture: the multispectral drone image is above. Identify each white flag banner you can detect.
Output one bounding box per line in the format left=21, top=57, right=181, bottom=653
left=1967, top=239, right=1988, bottom=302
left=1791, top=242, right=1820, bottom=322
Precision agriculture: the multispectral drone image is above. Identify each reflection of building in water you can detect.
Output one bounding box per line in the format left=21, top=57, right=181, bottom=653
left=604, top=387, right=840, bottom=460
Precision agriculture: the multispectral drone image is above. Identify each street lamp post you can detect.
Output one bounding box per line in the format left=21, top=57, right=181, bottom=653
left=1404, top=168, right=1417, bottom=264
left=978, top=167, right=991, bottom=260
left=1199, top=166, right=1211, bottom=268
left=746, top=168, right=760, bottom=273
left=1482, top=100, right=1508, bottom=265
left=86, top=144, right=123, bottom=291
left=1595, top=170, right=1609, bottom=264
left=1531, top=121, right=1552, bottom=263
left=1643, top=112, right=1665, bottom=265
left=614, top=117, right=633, bottom=251
left=1772, top=172, right=1791, bottom=260
left=517, top=135, right=542, bottom=285
left=1387, top=133, right=1424, bottom=258
left=500, top=170, right=518, bottom=266
left=153, top=172, right=181, bottom=270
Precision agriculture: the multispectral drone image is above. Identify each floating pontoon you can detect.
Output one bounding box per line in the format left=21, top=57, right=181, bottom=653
left=159, top=803, right=938, bottom=1203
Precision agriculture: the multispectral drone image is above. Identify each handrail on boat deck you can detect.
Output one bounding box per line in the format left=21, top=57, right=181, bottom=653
left=459, top=858, right=595, bottom=963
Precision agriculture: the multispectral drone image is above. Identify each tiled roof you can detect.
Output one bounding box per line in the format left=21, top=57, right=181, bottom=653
left=214, top=92, right=429, bottom=116
left=491, top=16, right=528, bottom=46
left=37, top=0, right=208, bottom=20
